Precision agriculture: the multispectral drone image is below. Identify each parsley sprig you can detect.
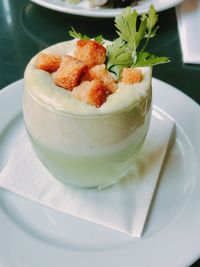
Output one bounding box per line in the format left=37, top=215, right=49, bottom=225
left=69, top=27, right=104, bottom=44
left=106, top=38, right=133, bottom=78
left=106, top=5, right=169, bottom=79
left=68, top=5, right=169, bottom=80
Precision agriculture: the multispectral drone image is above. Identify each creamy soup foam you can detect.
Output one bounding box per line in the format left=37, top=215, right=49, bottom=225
left=24, top=40, right=152, bottom=115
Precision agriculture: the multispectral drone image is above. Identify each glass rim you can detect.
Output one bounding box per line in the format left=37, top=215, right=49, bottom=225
left=24, top=85, right=152, bottom=119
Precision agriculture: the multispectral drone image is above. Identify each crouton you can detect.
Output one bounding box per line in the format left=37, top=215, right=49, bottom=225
left=75, top=40, right=106, bottom=68
left=54, top=55, right=87, bottom=91
left=35, top=53, right=61, bottom=73
left=80, top=68, right=91, bottom=82
left=121, top=68, right=143, bottom=84
left=89, top=64, right=117, bottom=94
left=72, top=79, right=107, bottom=107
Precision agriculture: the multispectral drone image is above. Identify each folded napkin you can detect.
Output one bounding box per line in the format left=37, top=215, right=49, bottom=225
left=0, top=107, right=174, bottom=238
left=176, top=0, right=200, bottom=64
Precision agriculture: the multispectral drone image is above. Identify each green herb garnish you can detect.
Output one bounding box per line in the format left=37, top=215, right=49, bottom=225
left=106, top=38, right=133, bottom=78
left=106, top=4, right=169, bottom=79
left=69, top=27, right=104, bottom=44
left=68, top=5, right=169, bottom=80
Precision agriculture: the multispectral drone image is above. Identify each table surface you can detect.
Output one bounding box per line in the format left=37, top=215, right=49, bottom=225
left=0, top=0, right=199, bottom=266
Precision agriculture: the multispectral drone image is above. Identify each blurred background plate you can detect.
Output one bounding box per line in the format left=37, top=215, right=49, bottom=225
left=30, top=0, right=184, bottom=17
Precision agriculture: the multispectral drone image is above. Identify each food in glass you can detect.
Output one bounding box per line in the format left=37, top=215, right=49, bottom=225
left=23, top=5, right=168, bottom=189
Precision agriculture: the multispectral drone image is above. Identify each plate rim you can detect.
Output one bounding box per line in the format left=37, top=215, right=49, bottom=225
left=30, top=0, right=184, bottom=18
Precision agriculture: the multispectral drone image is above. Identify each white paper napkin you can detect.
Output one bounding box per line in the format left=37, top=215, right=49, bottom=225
left=0, top=107, right=174, bottom=238
left=176, top=0, right=200, bottom=64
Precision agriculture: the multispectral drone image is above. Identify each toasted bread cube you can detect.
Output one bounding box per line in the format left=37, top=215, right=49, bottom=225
left=75, top=40, right=106, bottom=68
left=80, top=67, right=91, bottom=82
left=72, top=79, right=107, bottom=107
left=89, top=64, right=117, bottom=94
left=35, top=53, right=61, bottom=73
left=54, top=55, right=87, bottom=90
left=121, top=68, right=143, bottom=84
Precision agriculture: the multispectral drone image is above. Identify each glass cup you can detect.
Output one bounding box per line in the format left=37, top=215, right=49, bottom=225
left=23, top=83, right=152, bottom=189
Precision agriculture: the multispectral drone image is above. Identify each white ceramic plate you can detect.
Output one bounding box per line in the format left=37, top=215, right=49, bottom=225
left=0, top=78, right=200, bottom=267
left=30, top=0, right=184, bottom=17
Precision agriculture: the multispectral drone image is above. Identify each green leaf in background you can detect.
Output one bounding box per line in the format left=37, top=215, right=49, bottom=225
left=69, top=27, right=104, bottom=44
left=69, top=27, right=90, bottom=40
left=94, top=35, right=104, bottom=44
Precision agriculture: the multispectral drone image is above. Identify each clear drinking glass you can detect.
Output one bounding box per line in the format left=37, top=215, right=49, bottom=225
left=23, top=83, right=152, bottom=189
